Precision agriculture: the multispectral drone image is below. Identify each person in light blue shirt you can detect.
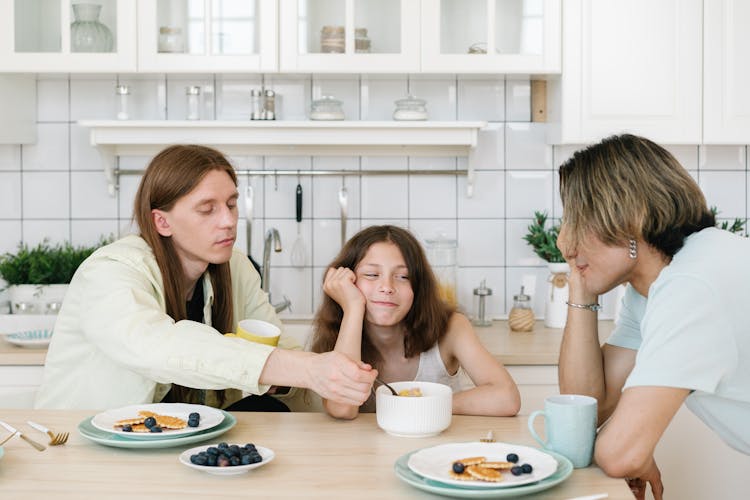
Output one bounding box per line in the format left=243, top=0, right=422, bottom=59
left=555, top=134, right=750, bottom=500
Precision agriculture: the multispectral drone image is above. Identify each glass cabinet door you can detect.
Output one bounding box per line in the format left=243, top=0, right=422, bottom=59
left=280, top=0, right=419, bottom=72
left=1, top=0, right=136, bottom=72
left=422, top=0, right=560, bottom=73
left=138, top=0, right=277, bottom=72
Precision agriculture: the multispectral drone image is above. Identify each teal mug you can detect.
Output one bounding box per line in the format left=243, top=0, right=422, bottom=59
left=528, top=394, right=598, bottom=468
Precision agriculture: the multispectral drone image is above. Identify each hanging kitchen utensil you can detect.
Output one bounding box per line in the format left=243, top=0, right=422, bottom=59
left=245, top=182, right=262, bottom=274
left=338, top=182, right=348, bottom=248
left=291, top=180, right=306, bottom=267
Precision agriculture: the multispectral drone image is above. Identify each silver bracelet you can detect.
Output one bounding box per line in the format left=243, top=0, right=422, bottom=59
left=565, top=301, right=602, bottom=312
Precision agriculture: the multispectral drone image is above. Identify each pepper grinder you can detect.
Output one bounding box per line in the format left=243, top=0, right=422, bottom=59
left=471, top=279, right=493, bottom=327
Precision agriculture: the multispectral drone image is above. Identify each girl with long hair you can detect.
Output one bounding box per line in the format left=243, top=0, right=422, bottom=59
left=312, top=225, right=520, bottom=419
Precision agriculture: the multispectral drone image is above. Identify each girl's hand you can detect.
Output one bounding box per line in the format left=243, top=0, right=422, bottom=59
left=323, top=267, right=366, bottom=313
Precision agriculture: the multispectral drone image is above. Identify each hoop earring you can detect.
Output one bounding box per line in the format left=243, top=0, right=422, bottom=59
left=628, top=239, right=637, bottom=259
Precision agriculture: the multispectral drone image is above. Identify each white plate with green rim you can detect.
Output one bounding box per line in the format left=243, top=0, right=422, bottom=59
left=395, top=448, right=573, bottom=498
left=78, top=410, right=236, bottom=449
left=407, top=442, right=559, bottom=489
left=90, top=403, right=224, bottom=439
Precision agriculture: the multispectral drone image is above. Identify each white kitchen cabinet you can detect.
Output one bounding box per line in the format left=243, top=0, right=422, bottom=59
left=136, top=0, right=278, bottom=73
left=0, top=0, right=137, bottom=72
left=0, top=366, right=43, bottom=409
left=703, top=0, right=750, bottom=144
left=506, top=365, right=557, bottom=415
left=420, top=0, right=561, bottom=74
left=279, top=0, right=420, bottom=73
left=548, top=0, right=702, bottom=144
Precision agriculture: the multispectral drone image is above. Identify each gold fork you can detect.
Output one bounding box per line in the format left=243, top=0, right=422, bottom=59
left=27, top=421, right=69, bottom=446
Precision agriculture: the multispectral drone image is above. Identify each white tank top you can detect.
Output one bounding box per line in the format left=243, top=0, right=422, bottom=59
left=361, top=343, right=474, bottom=413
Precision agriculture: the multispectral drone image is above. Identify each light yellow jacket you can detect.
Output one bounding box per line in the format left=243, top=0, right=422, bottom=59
left=35, top=235, right=291, bottom=410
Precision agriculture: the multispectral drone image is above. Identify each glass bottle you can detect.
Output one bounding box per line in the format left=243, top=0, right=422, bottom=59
left=115, top=84, right=130, bottom=120
left=70, top=3, right=114, bottom=53
left=250, top=89, right=263, bottom=120
left=185, top=86, right=201, bottom=120
left=425, top=236, right=458, bottom=308
left=263, top=89, right=276, bottom=120
left=508, top=286, right=535, bottom=332
left=471, top=279, right=493, bottom=327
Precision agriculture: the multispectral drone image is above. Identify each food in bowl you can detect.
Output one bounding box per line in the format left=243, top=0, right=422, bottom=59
left=376, top=381, right=452, bottom=437
left=397, top=387, right=423, bottom=397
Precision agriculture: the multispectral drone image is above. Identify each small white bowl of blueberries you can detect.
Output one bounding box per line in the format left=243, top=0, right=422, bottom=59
left=179, top=442, right=275, bottom=475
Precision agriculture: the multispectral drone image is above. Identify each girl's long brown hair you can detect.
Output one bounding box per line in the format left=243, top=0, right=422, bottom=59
left=133, top=145, right=237, bottom=404
left=311, top=225, right=454, bottom=369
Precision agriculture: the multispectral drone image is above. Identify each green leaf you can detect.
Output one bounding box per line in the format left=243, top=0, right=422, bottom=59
left=523, top=211, right=565, bottom=263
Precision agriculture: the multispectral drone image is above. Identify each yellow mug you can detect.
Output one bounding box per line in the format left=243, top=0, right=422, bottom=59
left=226, top=319, right=281, bottom=346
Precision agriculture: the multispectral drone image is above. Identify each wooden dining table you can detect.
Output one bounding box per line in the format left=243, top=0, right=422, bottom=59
left=0, top=409, right=632, bottom=499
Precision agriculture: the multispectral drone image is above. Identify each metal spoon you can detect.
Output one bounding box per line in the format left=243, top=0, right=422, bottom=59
left=375, top=377, right=398, bottom=396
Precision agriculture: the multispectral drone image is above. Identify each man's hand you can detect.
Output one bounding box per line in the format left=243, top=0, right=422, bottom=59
left=626, top=458, right=663, bottom=500
left=306, top=351, right=376, bottom=406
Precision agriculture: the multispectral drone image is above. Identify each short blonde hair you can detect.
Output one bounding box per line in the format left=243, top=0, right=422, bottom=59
left=559, top=134, right=714, bottom=257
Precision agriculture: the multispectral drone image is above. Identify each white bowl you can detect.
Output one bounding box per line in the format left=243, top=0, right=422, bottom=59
left=376, top=381, right=452, bottom=438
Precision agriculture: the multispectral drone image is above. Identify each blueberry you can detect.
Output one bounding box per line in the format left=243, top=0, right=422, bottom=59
left=506, top=453, right=519, bottom=463
left=143, top=416, right=157, bottom=429
left=189, top=412, right=200, bottom=421
left=149, top=425, right=162, bottom=433
left=217, top=456, right=230, bottom=467
left=206, top=447, right=219, bottom=456
left=244, top=443, right=256, bottom=450
left=218, top=442, right=229, bottom=449
left=511, top=466, right=523, bottom=476
left=206, top=454, right=217, bottom=467
left=229, top=456, right=240, bottom=466
left=187, top=418, right=199, bottom=428
left=250, top=454, right=262, bottom=464
left=241, top=454, right=252, bottom=465
left=191, top=454, right=208, bottom=466
left=452, top=462, right=465, bottom=474
left=121, top=424, right=132, bottom=432
left=521, top=463, right=533, bottom=474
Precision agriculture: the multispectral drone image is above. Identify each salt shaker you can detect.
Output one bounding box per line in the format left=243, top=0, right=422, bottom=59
left=471, top=279, right=493, bottom=327
left=185, top=86, right=201, bottom=120
left=508, top=286, right=535, bottom=332
left=250, top=89, right=263, bottom=120
left=263, top=89, right=276, bottom=120
left=115, top=84, right=130, bottom=120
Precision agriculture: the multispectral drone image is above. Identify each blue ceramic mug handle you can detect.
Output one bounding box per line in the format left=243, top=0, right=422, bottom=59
left=528, top=410, right=547, bottom=447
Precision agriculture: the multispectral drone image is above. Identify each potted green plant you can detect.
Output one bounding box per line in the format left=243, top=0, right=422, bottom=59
left=524, top=211, right=568, bottom=328
left=710, top=206, right=747, bottom=236
left=0, top=238, right=110, bottom=315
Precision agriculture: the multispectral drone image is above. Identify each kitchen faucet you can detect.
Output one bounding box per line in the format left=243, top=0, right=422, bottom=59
left=262, top=228, right=291, bottom=314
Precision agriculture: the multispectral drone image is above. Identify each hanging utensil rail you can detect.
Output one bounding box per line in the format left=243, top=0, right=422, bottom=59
left=114, top=168, right=466, bottom=177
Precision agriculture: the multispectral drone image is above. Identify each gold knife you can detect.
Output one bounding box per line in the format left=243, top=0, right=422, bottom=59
left=0, top=420, right=46, bottom=451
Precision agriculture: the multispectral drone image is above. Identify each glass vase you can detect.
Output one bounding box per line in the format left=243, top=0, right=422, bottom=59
left=71, top=3, right=113, bottom=53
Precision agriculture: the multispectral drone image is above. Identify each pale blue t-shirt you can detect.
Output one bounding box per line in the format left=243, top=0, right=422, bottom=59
left=607, top=228, right=750, bottom=455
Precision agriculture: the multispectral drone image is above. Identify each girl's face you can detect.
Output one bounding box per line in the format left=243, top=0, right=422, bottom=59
left=558, top=222, right=634, bottom=295
left=154, top=170, right=239, bottom=278
left=354, top=241, right=414, bottom=327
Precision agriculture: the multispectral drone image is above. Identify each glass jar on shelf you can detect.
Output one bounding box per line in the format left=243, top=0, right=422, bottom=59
left=393, top=95, right=428, bottom=121
left=320, top=26, right=345, bottom=53
left=70, top=3, right=114, bottom=53
left=158, top=26, right=184, bottom=53
left=425, top=235, right=458, bottom=308
left=310, top=96, right=345, bottom=120
left=185, top=86, right=201, bottom=120
left=355, top=28, right=371, bottom=53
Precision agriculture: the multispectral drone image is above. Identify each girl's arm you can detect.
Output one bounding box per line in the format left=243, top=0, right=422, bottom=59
left=320, top=267, right=372, bottom=419
left=442, top=313, right=521, bottom=416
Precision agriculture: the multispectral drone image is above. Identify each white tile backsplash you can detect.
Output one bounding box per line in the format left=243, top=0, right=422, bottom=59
left=7, top=74, right=748, bottom=319
left=22, top=123, right=69, bottom=171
